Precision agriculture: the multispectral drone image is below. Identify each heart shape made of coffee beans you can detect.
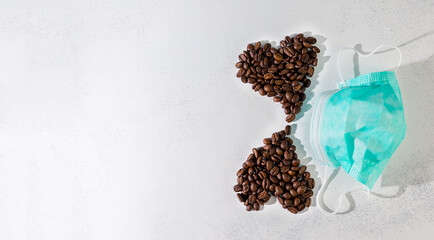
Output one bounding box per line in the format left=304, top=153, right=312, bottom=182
left=233, top=126, right=315, bottom=213
left=235, top=33, right=319, bottom=122
left=234, top=34, right=318, bottom=213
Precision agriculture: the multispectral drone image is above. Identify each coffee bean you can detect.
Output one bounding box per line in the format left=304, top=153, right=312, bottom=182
left=299, top=166, right=306, bottom=174
left=286, top=114, right=295, bottom=122
left=290, top=189, right=298, bottom=197
left=297, top=203, right=305, bottom=211
left=248, top=194, right=257, bottom=203
left=297, top=185, right=307, bottom=195
left=275, top=185, right=284, bottom=196
left=293, top=197, right=301, bottom=206
left=288, top=207, right=298, bottom=214
left=305, top=198, right=312, bottom=207
left=254, top=42, right=261, bottom=51
left=246, top=204, right=253, bottom=211
left=306, top=37, right=316, bottom=44
left=234, top=184, right=242, bottom=192
left=270, top=166, right=280, bottom=176
left=294, top=42, right=302, bottom=50
left=266, top=160, right=274, bottom=171
left=237, top=193, right=246, bottom=202
left=274, top=53, right=283, bottom=61
left=253, top=202, right=260, bottom=211
left=245, top=160, right=255, bottom=167
left=282, top=173, right=291, bottom=182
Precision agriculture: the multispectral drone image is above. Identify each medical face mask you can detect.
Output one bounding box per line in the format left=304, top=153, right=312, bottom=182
left=311, top=45, right=406, bottom=213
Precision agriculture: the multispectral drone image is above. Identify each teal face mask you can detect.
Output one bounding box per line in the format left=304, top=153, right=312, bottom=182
left=311, top=45, right=406, bottom=191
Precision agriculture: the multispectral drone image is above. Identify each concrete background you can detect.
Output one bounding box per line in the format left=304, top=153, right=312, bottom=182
left=0, top=0, right=433, bottom=239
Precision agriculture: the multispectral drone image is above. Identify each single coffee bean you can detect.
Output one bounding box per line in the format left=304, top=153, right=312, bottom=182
left=294, top=42, right=302, bottom=50
left=262, top=179, right=270, bottom=190
left=270, top=166, right=280, bottom=176
left=253, top=202, right=260, bottom=211
left=306, top=37, right=316, bottom=44
left=305, top=198, right=312, bottom=207
left=248, top=194, right=257, bottom=203
left=297, top=185, right=307, bottom=195
left=281, top=165, right=290, bottom=172
left=275, top=185, right=284, bottom=196
left=245, top=160, right=255, bottom=167
left=288, top=207, right=299, bottom=214
left=277, top=196, right=284, bottom=205
left=237, top=193, right=246, bottom=202
left=297, top=203, right=305, bottom=211
left=266, top=160, right=274, bottom=171
left=290, top=189, right=298, bottom=197
left=246, top=204, right=253, bottom=211
left=283, top=199, right=292, bottom=208
left=274, top=53, right=283, bottom=61
left=282, top=173, right=291, bottom=182
left=234, top=184, right=242, bottom=192
left=286, top=114, right=295, bottom=122
left=293, top=197, right=301, bottom=206
left=250, top=183, right=258, bottom=192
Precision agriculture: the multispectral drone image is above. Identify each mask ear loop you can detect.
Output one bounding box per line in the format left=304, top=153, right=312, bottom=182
left=337, top=45, right=402, bottom=82
left=317, top=165, right=370, bottom=215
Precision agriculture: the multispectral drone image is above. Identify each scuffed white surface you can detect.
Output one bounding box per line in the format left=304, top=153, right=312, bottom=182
left=0, top=0, right=433, bottom=239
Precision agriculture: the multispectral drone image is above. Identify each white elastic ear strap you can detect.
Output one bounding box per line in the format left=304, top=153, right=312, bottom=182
left=337, top=45, right=402, bottom=82
left=316, top=166, right=370, bottom=215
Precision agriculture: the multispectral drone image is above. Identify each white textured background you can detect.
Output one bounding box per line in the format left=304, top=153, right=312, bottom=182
left=0, top=0, right=433, bottom=239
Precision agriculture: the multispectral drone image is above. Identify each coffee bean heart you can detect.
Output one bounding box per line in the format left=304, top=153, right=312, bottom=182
left=234, top=126, right=315, bottom=213
left=235, top=33, right=319, bottom=123
left=234, top=34, right=319, bottom=214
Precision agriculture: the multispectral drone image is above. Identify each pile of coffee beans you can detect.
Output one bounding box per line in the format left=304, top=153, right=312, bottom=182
left=235, top=34, right=319, bottom=122
left=233, top=126, right=315, bottom=214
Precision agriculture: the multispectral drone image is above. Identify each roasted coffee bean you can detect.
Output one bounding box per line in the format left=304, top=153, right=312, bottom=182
left=237, top=193, right=246, bottom=202
left=297, top=203, right=305, bottom=211
left=234, top=184, right=242, bottom=192
left=285, top=125, right=291, bottom=135
left=248, top=194, right=257, bottom=203
left=246, top=204, right=253, bottom=211
left=286, top=114, right=295, bottom=122
left=288, top=207, right=299, bottom=214
left=282, top=173, right=291, bottom=182
left=297, top=185, right=307, bottom=195
left=293, top=197, right=301, bottom=206
left=245, top=160, right=255, bottom=167
left=253, top=202, right=260, bottom=211
left=290, top=189, right=298, bottom=197
left=250, top=183, right=258, bottom=192
left=270, top=166, right=280, bottom=176
left=283, top=192, right=292, bottom=199
left=262, top=179, right=270, bottom=190
left=275, top=185, right=284, bottom=196
left=305, top=198, right=312, bottom=207
left=266, top=160, right=274, bottom=171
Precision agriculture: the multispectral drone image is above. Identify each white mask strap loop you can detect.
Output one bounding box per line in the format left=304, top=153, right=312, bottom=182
left=337, top=45, right=402, bottom=82
left=317, top=166, right=370, bottom=215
